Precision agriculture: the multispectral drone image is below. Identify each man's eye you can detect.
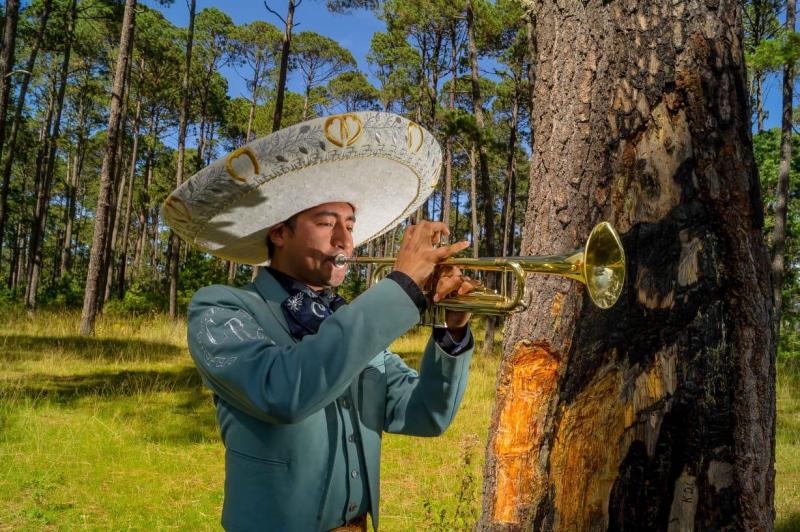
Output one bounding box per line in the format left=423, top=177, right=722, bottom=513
left=347, top=227, right=354, bottom=232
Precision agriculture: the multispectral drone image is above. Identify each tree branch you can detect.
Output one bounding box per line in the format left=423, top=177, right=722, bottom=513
left=263, top=1, right=287, bottom=26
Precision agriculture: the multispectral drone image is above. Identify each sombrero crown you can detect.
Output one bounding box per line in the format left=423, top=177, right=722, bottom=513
left=163, top=112, right=442, bottom=264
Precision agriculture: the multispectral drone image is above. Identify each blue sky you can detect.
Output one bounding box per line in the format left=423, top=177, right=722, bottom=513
left=148, top=1, right=785, bottom=132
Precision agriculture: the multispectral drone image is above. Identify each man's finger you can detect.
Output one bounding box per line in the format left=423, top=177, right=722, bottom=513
left=433, top=240, right=470, bottom=260
left=433, top=275, right=462, bottom=302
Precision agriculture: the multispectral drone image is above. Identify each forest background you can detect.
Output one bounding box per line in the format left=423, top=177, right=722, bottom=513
left=0, top=0, right=798, bottom=528
left=0, top=0, right=794, bottom=347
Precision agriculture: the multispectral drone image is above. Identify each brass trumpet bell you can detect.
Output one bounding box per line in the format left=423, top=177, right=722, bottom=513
left=335, top=222, right=626, bottom=314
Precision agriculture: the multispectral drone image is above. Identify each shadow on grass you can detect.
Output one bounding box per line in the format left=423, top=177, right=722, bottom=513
left=1, top=366, right=204, bottom=405
left=777, top=513, right=800, bottom=532
left=0, top=334, right=184, bottom=363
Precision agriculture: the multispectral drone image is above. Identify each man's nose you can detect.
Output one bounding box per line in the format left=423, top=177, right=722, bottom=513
left=331, top=222, right=352, bottom=250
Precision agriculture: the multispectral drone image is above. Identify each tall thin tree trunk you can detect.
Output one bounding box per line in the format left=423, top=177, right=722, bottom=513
left=469, top=144, right=479, bottom=259
left=465, top=0, right=497, bottom=355
left=0, top=0, right=20, bottom=169
left=0, top=0, right=51, bottom=274
left=755, top=73, right=764, bottom=133
left=102, top=65, right=132, bottom=307
left=169, top=0, right=196, bottom=320
left=26, top=16, right=75, bottom=311
left=478, top=1, right=775, bottom=529
left=80, top=0, right=137, bottom=336
left=118, top=98, right=142, bottom=299
left=60, top=99, right=87, bottom=278
left=442, top=24, right=458, bottom=228
left=771, top=0, right=795, bottom=341
left=501, top=85, right=520, bottom=258
left=271, top=0, right=296, bottom=132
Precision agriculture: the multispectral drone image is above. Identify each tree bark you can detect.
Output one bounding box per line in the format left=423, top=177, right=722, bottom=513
left=117, top=98, right=142, bottom=299
left=442, top=23, right=458, bottom=228
left=771, top=0, right=794, bottom=341
left=23, top=72, right=55, bottom=306
left=60, top=96, right=87, bottom=278
left=271, top=0, right=296, bottom=132
left=501, top=84, right=520, bottom=257
left=479, top=1, right=775, bottom=530
left=0, top=0, right=51, bottom=274
left=0, top=0, right=19, bottom=166
left=169, top=0, right=196, bottom=319
left=26, top=0, right=76, bottom=310
left=469, top=144, right=479, bottom=259
left=80, top=0, right=137, bottom=336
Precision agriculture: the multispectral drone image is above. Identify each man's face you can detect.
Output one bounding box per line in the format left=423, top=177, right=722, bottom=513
left=269, top=202, right=355, bottom=289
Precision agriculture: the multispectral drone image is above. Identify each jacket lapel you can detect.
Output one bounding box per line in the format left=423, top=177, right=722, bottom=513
left=252, top=268, right=298, bottom=345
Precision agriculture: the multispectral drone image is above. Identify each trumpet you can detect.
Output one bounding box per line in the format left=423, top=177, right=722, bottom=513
left=334, top=222, right=626, bottom=314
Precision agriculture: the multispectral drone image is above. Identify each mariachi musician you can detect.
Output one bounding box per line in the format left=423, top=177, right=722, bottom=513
left=164, top=112, right=479, bottom=532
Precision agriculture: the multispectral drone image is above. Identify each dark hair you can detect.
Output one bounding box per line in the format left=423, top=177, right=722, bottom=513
left=266, top=213, right=299, bottom=258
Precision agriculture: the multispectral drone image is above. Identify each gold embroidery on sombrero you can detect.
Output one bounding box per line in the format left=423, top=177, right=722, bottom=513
left=407, top=121, right=424, bottom=153
left=164, top=195, right=193, bottom=224
left=225, top=146, right=260, bottom=183
left=324, top=113, right=363, bottom=147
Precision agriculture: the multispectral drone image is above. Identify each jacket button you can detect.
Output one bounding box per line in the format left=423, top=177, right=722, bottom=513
left=351, top=469, right=359, bottom=479
left=340, top=398, right=350, bottom=409
left=348, top=434, right=355, bottom=443
left=348, top=503, right=357, bottom=513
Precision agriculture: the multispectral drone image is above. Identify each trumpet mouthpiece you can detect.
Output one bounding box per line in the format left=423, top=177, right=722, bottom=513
left=333, top=254, right=349, bottom=268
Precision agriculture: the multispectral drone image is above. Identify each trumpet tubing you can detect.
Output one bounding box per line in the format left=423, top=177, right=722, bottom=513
left=336, top=222, right=626, bottom=312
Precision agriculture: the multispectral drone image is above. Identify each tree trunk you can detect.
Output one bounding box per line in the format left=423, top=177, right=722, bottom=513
left=101, top=64, right=132, bottom=307
left=118, top=98, right=142, bottom=299
left=271, top=0, right=296, bottom=133
left=465, top=0, right=498, bottom=355
left=755, top=73, right=764, bottom=133
left=442, top=23, right=458, bottom=228
left=469, top=144, right=479, bottom=259
left=169, top=0, right=196, bottom=319
left=501, top=84, right=520, bottom=258
left=465, top=0, right=495, bottom=258
left=24, top=73, right=55, bottom=306
left=0, top=0, right=19, bottom=169
left=80, top=0, right=137, bottom=336
left=771, top=0, right=794, bottom=341
left=0, top=0, right=51, bottom=274
left=60, top=96, right=87, bottom=278
left=26, top=1, right=75, bottom=311
left=478, top=2, right=775, bottom=530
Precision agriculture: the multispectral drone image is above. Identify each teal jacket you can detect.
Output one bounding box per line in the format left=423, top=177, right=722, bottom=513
left=187, top=269, right=473, bottom=531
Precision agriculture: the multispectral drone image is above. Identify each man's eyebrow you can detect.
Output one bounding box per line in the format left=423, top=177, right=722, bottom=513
left=314, top=211, right=356, bottom=222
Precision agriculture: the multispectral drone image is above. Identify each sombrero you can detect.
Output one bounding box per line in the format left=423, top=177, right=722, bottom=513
left=162, top=112, right=442, bottom=265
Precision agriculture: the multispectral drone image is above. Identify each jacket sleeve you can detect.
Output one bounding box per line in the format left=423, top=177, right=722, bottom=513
left=383, top=333, right=474, bottom=436
left=187, top=278, right=419, bottom=424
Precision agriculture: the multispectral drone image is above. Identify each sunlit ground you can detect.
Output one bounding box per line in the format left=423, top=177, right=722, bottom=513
left=0, top=309, right=796, bottom=530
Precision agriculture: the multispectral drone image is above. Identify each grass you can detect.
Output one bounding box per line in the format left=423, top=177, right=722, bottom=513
left=0, top=308, right=797, bottom=530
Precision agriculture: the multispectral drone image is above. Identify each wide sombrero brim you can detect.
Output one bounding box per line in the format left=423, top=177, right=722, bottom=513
left=162, top=112, right=442, bottom=265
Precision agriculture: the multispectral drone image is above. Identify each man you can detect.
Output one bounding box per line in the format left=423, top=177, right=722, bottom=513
left=164, top=112, right=478, bottom=531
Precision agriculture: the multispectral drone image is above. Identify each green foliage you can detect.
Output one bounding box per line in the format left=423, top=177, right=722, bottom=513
left=747, top=31, right=800, bottom=73
left=327, top=71, right=380, bottom=112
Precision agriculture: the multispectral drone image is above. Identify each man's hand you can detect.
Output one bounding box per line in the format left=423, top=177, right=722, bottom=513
left=434, top=266, right=478, bottom=337
left=393, top=221, right=469, bottom=288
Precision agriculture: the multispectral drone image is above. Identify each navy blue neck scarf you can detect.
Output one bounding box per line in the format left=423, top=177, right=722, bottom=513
left=267, top=267, right=347, bottom=340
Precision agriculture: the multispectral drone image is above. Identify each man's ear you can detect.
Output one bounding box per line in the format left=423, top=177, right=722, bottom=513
left=268, top=223, right=286, bottom=248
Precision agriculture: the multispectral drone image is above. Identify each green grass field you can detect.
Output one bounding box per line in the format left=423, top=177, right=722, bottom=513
left=0, top=309, right=797, bottom=530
